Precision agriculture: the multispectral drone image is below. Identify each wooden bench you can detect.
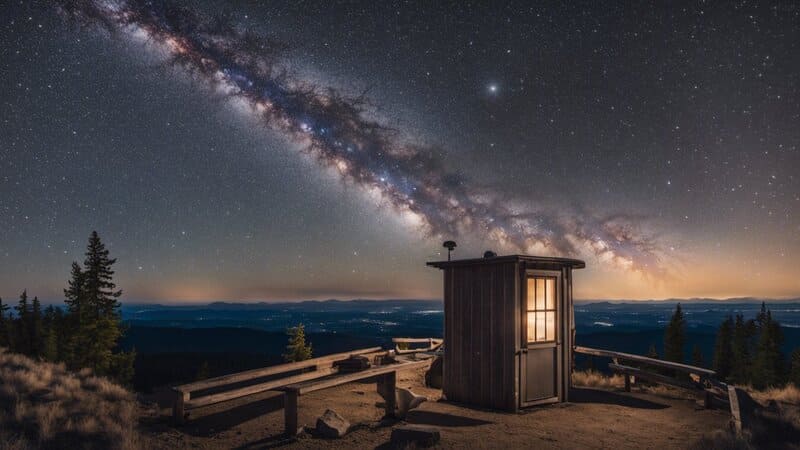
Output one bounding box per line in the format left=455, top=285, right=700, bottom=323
left=278, top=358, right=432, bottom=435
left=171, top=346, right=383, bottom=423
left=575, top=346, right=719, bottom=408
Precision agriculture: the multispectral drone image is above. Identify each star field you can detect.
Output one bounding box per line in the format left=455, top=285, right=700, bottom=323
left=1, top=1, right=798, bottom=302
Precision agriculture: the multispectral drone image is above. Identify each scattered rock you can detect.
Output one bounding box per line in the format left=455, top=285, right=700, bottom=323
left=315, top=409, right=350, bottom=438
left=396, top=387, right=427, bottom=419
left=391, top=424, right=441, bottom=447
left=425, top=356, right=443, bottom=388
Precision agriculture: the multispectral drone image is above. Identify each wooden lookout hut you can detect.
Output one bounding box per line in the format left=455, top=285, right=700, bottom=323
left=427, top=254, right=585, bottom=411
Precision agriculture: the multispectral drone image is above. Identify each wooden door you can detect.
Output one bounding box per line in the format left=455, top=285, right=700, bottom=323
left=520, top=271, right=561, bottom=406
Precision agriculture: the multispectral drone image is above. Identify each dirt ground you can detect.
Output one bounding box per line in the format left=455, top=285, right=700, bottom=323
left=140, top=367, right=731, bottom=449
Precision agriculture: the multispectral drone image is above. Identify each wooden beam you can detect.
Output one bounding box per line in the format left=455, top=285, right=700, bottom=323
left=283, top=359, right=431, bottom=396
left=175, top=347, right=383, bottom=394
left=608, top=363, right=703, bottom=391
left=185, top=367, right=336, bottom=409
left=576, top=346, right=715, bottom=376
left=392, top=338, right=442, bottom=344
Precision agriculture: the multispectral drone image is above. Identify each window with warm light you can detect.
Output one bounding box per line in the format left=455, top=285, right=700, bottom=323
left=526, top=277, right=556, bottom=342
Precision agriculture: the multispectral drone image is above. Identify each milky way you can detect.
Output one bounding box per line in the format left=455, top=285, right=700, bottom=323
left=56, top=0, right=666, bottom=274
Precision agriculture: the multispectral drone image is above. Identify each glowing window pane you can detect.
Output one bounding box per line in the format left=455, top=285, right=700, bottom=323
left=527, top=312, right=536, bottom=342
left=546, top=311, right=556, bottom=340
left=536, top=312, right=546, bottom=341
left=546, top=278, right=556, bottom=309
left=536, top=278, right=545, bottom=310
left=527, top=278, right=536, bottom=310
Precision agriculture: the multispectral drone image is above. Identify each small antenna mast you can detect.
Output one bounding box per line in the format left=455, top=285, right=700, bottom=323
left=443, top=240, right=457, bottom=261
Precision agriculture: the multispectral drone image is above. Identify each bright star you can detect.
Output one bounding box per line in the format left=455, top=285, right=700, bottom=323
left=488, top=83, right=498, bottom=93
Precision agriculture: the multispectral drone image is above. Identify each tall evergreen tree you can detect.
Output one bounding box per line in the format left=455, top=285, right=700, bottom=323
left=752, top=309, right=785, bottom=389
left=83, top=231, right=122, bottom=319
left=663, top=304, right=686, bottom=364
left=30, top=296, right=44, bottom=358
left=42, top=305, right=62, bottom=362
left=713, top=316, right=734, bottom=380
left=731, top=314, right=756, bottom=384
left=0, top=297, right=9, bottom=348
left=791, top=348, right=800, bottom=386
left=64, top=232, right=134, bottom=384
left=14, top=290, right=31, bottom=355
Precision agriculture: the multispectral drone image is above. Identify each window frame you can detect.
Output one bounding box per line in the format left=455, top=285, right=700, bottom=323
left=524, top=275, right=558, bottom=344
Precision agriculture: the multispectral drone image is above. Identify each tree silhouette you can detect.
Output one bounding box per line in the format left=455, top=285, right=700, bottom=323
left=712, top=315, right=734, bottom=380
left=663, top=304, right=685, bottom=364
left=752, top=307, right=785, bottom=389
left=0, top=297, right=9, bottom=348
left=14, top=290, right=31, bottom=355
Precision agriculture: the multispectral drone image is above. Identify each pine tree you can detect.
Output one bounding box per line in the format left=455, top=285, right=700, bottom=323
left=14, top=290, right=31, bottom=355
left=62, top=261, right=85, bottom=365
left=0, top=297, right=9, bottom=348
left=283, top=323, right=313, bottom=362
left=752, top=309, right=785, bottom=389
left=30, top=296, right=44, bottom=358
left=712, top=316, right=734, bottom=380
left=692, top=345, right=705, bottom=368
left=731, top=314, right=755, bottom=384
left=42, top=305, right=62, bottom=362
left=663, top=304, right=685, bottom=364
left=790, top=348, right=800, bottom=387
left=64, top=231, right=134, bottom=384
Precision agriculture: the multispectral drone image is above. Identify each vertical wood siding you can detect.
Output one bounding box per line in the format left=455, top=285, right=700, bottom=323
left=443, top=262, right=518, bottom=410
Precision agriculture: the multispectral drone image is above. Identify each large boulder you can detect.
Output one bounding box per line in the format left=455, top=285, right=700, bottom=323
left=391, top=424, right=441, bottom=447
left=425, top=356, right=443, bottom=388
left=315, top=409, right=350, bottom=438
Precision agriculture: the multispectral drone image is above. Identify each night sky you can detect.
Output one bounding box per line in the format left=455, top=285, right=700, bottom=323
left=1, top=1, right=798, bottom=302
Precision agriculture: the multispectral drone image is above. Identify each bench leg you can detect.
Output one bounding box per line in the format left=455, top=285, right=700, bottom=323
left=284, top=391, right=299, bottom=436
left=624, top=374, right=631, bottom=392
left=173, top=391, right=189, bottom=425
left=704, top=390, right=713, bottom=409
left=377, top=372, right=397, bottom=418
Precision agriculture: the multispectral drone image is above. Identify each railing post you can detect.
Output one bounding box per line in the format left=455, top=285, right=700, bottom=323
left=624, top=374, right=631, bottom=392
left=284, top=390, right=299, bottom=436
left=377, top=371, right=397, bottom=418
left=173, top=389, right=189, bottom=424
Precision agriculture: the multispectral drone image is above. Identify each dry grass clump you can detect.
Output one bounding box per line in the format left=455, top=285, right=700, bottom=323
left=571, top=370, right=625, bottom=389
left=0, top=348, right=141, bottom=450
left=747, top=383, right=800, bottom=406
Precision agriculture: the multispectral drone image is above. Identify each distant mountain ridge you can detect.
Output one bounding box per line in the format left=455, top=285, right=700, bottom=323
left=120, top=297, right=800, bottom=308
left=575, top=297, right=800, bottom=305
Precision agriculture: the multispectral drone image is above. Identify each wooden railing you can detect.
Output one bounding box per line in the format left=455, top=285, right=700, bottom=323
left=171, top=346, right=384, bottom=423
left=574, top=345, right=725, bottom=408
left=392, top=337, right=443, bottom=355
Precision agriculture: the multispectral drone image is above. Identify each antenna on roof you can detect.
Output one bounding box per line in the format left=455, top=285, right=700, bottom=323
left=443, top=240, right=457, bottom=261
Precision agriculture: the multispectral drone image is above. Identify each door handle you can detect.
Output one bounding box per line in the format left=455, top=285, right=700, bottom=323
left=521, top=348, right=528, bottom=354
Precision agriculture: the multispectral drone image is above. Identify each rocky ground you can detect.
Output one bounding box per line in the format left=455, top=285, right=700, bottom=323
left=140, top=366, right=732, bottom=449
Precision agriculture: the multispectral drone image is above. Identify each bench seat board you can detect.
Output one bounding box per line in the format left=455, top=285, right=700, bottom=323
left=281, top=359, right=432, bottom=396
left=185, top=367, right=337, bottom=409
left=175, top=346, right=383, bottom=395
